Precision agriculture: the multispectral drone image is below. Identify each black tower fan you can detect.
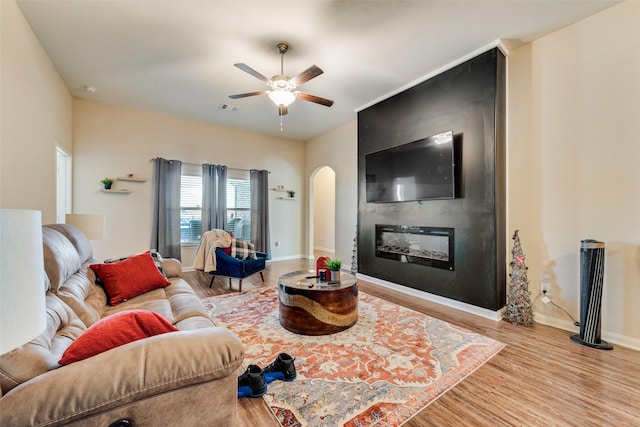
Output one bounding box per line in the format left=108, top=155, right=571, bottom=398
left=570, top=239, right=613, bottom=350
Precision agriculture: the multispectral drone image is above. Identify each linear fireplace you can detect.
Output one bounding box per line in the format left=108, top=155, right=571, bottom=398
left=375, top=225, right=455, bottom=271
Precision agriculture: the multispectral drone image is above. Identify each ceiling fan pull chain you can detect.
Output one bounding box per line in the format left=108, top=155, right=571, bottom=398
left=280, top=115, right=284, bottom=132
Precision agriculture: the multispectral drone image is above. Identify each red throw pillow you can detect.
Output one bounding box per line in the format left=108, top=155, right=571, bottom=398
left=58, top=310, right=178, bottom=365
left=91, top=251, right=171, bottom=305
left=222, top=231, right=234, bottom=255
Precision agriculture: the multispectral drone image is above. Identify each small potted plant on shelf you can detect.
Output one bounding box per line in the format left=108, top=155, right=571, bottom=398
left=287, top=190, right=296, bottom=198
left=325, top=258, right=342, bottom=282
left=100, top=177, right=114, bottom=190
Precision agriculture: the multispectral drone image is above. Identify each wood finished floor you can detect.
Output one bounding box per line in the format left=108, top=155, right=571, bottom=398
left=184, top=258, right=640, bottom=427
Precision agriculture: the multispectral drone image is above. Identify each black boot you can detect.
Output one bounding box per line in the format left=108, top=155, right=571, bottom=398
left=237, top=364, right=267, bottom=398
left=263, top=353, right=297, bottom=383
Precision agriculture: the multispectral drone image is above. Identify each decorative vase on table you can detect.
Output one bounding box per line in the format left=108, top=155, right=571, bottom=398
left=316, top=256, right=330, bottom=282
left=325, top=258, right=342, bottom=283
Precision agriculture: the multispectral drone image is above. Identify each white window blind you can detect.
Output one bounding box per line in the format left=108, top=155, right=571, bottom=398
left=180, top=173, right=202, bottom=244
left=225, top=171, right=251, bottom=241
left=178, top=167, right=253, bottom=244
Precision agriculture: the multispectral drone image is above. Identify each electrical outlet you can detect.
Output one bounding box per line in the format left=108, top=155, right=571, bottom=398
left=540, top=281, right=551, bottom=295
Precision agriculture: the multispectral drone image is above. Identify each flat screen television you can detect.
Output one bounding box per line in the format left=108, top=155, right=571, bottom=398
left=365, top=130, right=455, bottom=203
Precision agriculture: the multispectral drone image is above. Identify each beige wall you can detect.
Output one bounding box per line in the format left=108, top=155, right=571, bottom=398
left=72, top=99, right=305, bottom=264
left=508, top=1, right=640, bottom=347
left=305, top=120, right=358, bottom=267
left=0, top=0, right=72, bottom=222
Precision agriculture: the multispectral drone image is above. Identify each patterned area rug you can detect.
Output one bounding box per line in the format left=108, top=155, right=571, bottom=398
left=203, top=287, right=504, bottom=427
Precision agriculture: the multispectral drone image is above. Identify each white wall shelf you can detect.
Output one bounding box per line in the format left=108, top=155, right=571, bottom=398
left=117, top=176, right=147, bottom=183
left=270, top=186, right=296, bottom=199
left=99, top=175, right=145, bottom=193
left=100, top=188, right=131, bottom=194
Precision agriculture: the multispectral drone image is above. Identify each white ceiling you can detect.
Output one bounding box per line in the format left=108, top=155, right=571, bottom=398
left=17, top=0, right=619, bottom=141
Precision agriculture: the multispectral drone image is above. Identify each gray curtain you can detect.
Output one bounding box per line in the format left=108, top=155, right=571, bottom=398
left=250, top=169, right=271, bottom=259
left=202, top=164, right=227, bottom=232
left=150, top=158, right=182, bottom=260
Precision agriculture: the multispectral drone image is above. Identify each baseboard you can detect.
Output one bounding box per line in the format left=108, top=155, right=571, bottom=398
left=534, top=312, right=640, bottom=351
left=268, top=254, right=308, bottom=262
left=601, top=331, right=640, bottom=351
left=357, top=273, right=504, bottom=321
left=313, top=245, right=335, bottom=254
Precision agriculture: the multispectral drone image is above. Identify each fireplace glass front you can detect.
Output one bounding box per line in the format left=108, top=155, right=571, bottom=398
left=375, top=225, right=455, bottom=271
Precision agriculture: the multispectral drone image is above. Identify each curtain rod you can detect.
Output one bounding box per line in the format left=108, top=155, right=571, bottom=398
left=150, top=158, right=269, bottom=173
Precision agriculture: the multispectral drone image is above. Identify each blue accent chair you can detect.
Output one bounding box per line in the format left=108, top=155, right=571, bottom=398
left=209, top=247, right=267, bottom=292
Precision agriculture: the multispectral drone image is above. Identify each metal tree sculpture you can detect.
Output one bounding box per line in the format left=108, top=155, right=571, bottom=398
left=503, top=230, right=534, bottom=326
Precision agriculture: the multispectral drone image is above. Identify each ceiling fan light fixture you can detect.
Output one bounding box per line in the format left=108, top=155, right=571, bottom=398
left=229, top=42, right=333, bottom=122
left=268, top=89, right=296, bottom=107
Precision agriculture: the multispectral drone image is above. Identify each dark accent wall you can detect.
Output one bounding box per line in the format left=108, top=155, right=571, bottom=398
left=357, top=48, right=506, bottom=311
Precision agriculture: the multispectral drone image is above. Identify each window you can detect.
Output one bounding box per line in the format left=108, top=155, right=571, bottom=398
left=226, top=170, right=251, bottom=241
left=179, top=166, right=253, bottom=244
left=180, top=165, right=202, bottom=245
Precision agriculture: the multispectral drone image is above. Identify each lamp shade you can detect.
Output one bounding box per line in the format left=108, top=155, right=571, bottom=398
left=268, top=90, right=296, bottom=107
left=0, top=209, right=47, bottom=354
left=65, top=213, right=105, bottom=240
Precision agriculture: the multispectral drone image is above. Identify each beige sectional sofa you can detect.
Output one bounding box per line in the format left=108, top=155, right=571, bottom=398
left=0, top=224, right=244, bottom=426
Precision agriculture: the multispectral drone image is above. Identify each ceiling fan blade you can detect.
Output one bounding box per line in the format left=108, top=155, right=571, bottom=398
left=278, top=106, right=288, bottom=116
left=296, top=92, right=334, bottom=107
left=291, top=65, right=324, bottom=87
left=229, top=91, right=267, bottom=99
left=234, top=63, right=271, bottom=84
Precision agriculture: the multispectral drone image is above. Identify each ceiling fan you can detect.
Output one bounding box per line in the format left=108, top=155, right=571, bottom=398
left=229, top=42, right=334, bottom=117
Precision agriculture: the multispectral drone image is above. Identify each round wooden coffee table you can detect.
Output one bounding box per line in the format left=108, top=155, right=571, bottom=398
left=278, top=270, right=358, bottom=335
